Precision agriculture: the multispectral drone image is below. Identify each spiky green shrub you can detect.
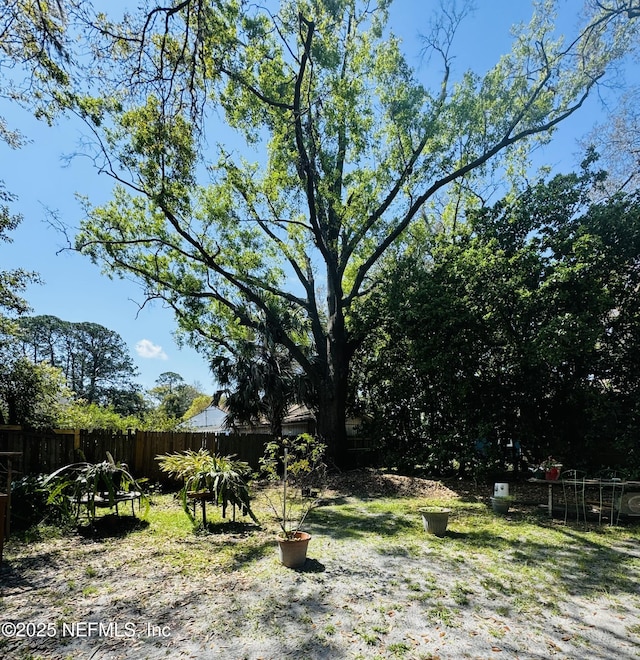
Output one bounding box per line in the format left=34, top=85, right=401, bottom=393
left=44, top=452, right=148, bottom=522
left=156, top=449, right=258, bottom=524
left=11, top=474, right=74, bottom=530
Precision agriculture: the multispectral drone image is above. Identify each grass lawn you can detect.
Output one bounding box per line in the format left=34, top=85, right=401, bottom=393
left=1, top=473, right=640, bottom=659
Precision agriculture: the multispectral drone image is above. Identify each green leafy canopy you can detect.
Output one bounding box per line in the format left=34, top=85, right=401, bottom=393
left=37, top=0, right=640, bottom=452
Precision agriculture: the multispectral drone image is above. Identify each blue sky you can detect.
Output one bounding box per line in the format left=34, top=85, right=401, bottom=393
left=0, top=0, right=635, bottom=393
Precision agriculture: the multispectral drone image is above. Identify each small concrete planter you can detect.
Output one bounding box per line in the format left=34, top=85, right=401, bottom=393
left=490, top=496, right=512, bottom=514
left=419, top=507, right=451, bottom=537
left=277, top=531, right=311, bottom=568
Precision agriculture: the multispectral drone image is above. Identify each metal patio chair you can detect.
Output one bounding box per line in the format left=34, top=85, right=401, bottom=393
left=561, top=470, right=587, bottom=525
left=597, top=470, right=624, bottom=526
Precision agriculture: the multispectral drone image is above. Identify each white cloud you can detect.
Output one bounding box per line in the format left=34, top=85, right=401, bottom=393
left=135, top=339, right=168, bottom=360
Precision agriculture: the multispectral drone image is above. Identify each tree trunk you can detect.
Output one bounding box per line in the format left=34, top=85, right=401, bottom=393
left=313, top=316, right=351, bottom=467
left=315, top=375, right=349, bottom=467
left=269, top=412, right=283, bottom=439
left=6, top=392, right=18, bottom=426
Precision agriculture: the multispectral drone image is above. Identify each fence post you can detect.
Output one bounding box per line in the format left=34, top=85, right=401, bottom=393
left=134, top=430, right=145, bottom=477
left=0, top=493, right=7, bottom=563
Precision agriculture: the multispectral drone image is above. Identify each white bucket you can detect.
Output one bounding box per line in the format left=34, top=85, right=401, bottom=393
left=494, top=483, right=509, bottom=497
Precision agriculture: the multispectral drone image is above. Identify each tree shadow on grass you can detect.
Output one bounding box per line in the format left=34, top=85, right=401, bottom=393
left=317, top=494, right=350, bottom=507
left=0, top=553, right=55, bottom=593
left=197, top=520, right=261, bottom=536
left=191, top=523, right=274, bottom=569
left=77, top=515, right=149, bottom=539
left=549, top=525, right=640, bottom=596
left=308, top=496, right=640, bottom=600
left=308, top=505, right=416, bottom=540
left=228, top=537, right=275, bottom=569
left=439, top=523, right=640, bottom=599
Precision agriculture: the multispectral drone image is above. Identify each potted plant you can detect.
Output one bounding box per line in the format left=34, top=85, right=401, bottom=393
left=260, top=433, right=327, bottom=568
left=156, top=449, right=258, bottom=526
left=419, top=506, right=451, bottom=537
left=45, top=452, right=148, bottom=522
left=489, top=495, right=514, bottom=514
left=531, top=466, right=546, bottom=480
left=541, top=456, right=562, bottom=481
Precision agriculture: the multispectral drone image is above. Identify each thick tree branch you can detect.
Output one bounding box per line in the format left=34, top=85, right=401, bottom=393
left=346, top=80, right=600, bottom=307
left=292, top=14, right=330, bottom=263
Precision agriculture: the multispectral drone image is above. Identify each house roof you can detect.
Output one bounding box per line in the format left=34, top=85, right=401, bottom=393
left=184, top=402, right=362, bottom=436
left=282, top=403, right=315, bottom=423
left=184, top=403, right=227, bottom=432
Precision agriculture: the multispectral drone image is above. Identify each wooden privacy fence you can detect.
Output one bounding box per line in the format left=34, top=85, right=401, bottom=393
left=134, top=431, right=268, bottom=482
left=0, top=427, right=271, bottom=484
left=0, top=426, right=377, bottom=484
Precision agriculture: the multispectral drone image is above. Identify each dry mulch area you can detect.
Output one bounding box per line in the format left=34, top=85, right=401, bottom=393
left=327, top=468, right=544, bottom=508
left=327, top=468, right=461, bottom=499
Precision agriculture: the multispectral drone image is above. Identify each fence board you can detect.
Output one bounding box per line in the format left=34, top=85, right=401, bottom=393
left=0, top=426, right=373, bottom=483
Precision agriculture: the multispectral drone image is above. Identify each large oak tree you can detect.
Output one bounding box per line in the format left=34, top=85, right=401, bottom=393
left=33, top=0, right=640, bottom=459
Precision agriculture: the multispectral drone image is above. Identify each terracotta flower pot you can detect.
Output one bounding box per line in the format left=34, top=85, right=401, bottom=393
left=277, top=531, right=311, bottom=568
